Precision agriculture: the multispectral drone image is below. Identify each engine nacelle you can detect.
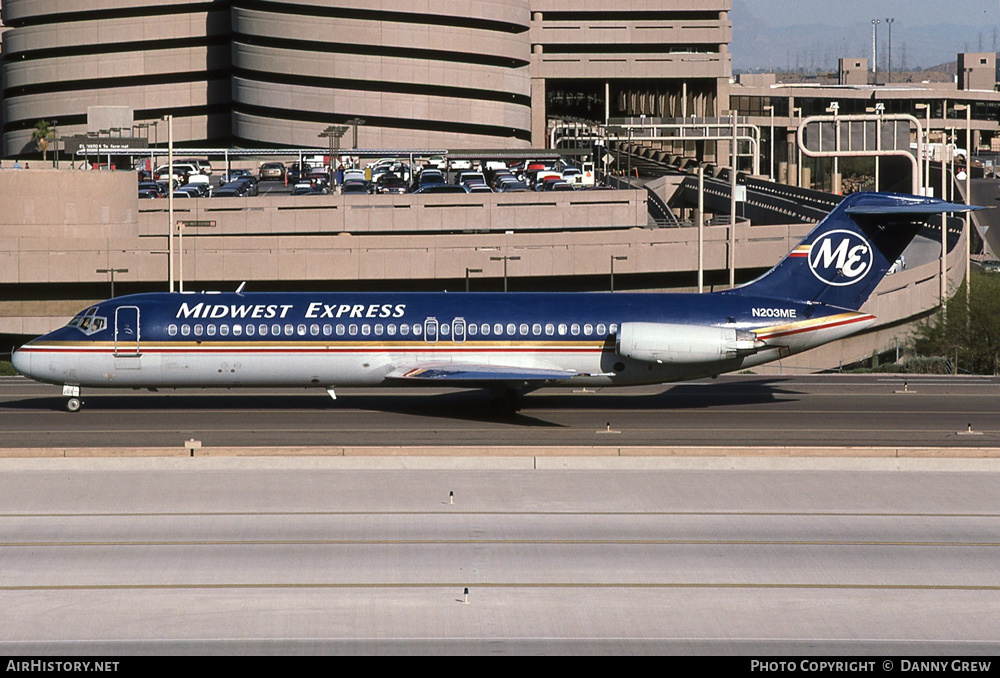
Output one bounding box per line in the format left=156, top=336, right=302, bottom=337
left=616, top=322, right=765, bottom=364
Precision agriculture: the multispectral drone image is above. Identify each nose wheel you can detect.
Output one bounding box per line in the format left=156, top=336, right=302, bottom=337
left=62, top=385, right=82, bottom=412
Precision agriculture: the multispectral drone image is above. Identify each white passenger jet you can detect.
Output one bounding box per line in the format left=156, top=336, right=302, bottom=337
left=12, top=192, right=978, bottom=413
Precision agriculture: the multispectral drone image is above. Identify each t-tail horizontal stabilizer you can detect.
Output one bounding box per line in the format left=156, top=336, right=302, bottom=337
left=725, top=192, right=984, bottom=311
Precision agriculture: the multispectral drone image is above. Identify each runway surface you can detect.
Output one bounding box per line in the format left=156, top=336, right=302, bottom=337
left=2, top=374, right=999, bottom=449
left=1, top=463, right=998, bottom=654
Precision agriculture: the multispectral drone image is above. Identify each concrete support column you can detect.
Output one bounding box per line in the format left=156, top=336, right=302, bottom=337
left=785, top=128, right=798, bottom=186
left=531, top=77, right=547, bottom=148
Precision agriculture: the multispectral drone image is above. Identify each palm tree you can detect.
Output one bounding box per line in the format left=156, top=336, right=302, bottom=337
left=32, top=120, right=54, bottom=162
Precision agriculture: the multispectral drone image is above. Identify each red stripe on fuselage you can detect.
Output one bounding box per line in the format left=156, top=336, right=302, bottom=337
left=755, top=314, right=874, bottom=340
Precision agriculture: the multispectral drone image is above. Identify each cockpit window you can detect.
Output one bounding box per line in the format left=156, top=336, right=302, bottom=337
left=68, top=307, right=106, bottom=335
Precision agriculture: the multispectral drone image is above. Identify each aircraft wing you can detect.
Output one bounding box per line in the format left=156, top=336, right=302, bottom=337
left=386, top=363, right=579, bottom=384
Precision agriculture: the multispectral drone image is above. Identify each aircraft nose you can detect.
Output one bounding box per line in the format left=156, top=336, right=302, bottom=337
left=11, top=346, right=31, bottom=377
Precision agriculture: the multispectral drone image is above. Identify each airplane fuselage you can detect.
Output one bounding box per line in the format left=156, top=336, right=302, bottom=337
left=13, top=290, right=871, bottom=390
left=15, top=193, right=977, bottom=411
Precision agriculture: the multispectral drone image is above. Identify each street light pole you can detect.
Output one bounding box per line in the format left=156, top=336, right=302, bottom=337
left=490, top=256, right=520, bottom=292
left=871, top=19, right=880, bottom=84
left=347, top=117, right=366, bottom=150
left=915, top=103, right=931, bottom=196
left=96, top=268, right=128, bottom=298
left=792, top=107, right=803, bottom=187
left=763, top=104, right=775, bottom=180
left=730, top=111, right=737, bottom=288
left=610, top=256, right=627, bottom=292
left=697, top=165, right=705, bottom=293
left=886, top=18, right=894, bottom=84
left=826, top=102, right=840, bottom=194
left=465, top=267, right=482, bottom=292
left=165, top=114, right=174, bottom=293
left=954, top=104, right=973, bottom=320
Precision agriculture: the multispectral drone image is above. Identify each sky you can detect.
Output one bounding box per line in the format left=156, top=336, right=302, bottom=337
left=740, top=0, right=999, bottom=27
left=733, top=0, right=1000, bottom=71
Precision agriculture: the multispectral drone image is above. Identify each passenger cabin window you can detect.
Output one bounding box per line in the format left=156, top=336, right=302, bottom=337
left=453, top=318, right=466, bottom=342
left=168, top=324, right=178, bottom=336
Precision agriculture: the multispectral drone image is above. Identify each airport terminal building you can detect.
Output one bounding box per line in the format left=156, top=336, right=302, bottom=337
left=0, top=0, right=732, bottom=155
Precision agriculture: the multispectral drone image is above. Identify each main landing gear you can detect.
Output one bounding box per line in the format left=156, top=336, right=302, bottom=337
left=490, top=387, right=523, bottom=417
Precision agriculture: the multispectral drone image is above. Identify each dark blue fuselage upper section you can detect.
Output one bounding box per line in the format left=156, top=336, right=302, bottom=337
left=37, top=289, right=829, bottom=346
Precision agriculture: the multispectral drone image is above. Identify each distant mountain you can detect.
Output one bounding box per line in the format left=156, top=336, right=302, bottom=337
left=731, top=0, right=999, bottom=73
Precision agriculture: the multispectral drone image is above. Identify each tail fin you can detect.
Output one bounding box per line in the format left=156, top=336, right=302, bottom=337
left=725, top=192, right=982, bottom=310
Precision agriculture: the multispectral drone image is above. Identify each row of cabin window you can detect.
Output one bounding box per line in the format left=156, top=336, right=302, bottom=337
left=165, top=321, right=618, bottom=339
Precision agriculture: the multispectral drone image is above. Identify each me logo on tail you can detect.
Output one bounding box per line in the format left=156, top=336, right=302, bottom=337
left=808, top=230, right=873, bottom=286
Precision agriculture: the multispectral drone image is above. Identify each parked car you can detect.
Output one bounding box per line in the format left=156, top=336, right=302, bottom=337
left=457, top=171, right=486, bottom=188
left=415, top=169, right=446, bottom=191
left=341, top=180, right=371, bottom=194
left=178, top=158, right=213, bottom=175
left=154, top=163, right=198, bottom=182
left=213, top=187, right=243, bottom=198
left=413, top=184, right=469, bottom=194
left=219, top=169, right=254, bottom=185
left=343, top=168, right=366, bottom=183
left=375, top=174, right=408, bottom=194
left=258, top=162, right=286, bottom=181
left=292, top=185, right=327, bottom=196
left=981, top=259, right=1000, bottom=273
left=138, top=181, right=165, bottom=197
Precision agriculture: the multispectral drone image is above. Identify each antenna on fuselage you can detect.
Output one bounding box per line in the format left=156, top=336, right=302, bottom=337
left=235, top=282, right=247, bottom=296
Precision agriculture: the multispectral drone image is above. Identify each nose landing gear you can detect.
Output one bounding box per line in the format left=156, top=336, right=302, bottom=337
left=62, top=385, right=82, bottom=412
